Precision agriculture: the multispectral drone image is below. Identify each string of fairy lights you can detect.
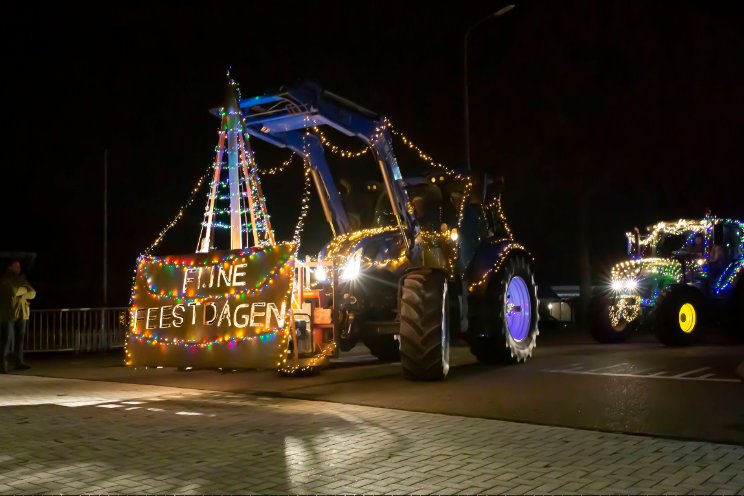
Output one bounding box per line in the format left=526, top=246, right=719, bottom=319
left=139, top=250, right=293, bottom=302
left=608, top=296, right=641, bottom=328
left=314, top=126, right=369, bottom=158
left=292, top=154, right=313, bottom=252
left=307, top=119, right=484, bottom=279
left=467, top=241, right=528, bottom=292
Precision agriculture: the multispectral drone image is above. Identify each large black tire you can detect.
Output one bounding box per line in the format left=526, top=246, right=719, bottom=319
left=654, top=285, right=705, bottom=346
left=469, top=254, right=538, bottom=364
left=399, top=270, right=450, bottom=381
left=363, top=334, right=400, bottom=362
left=728, top=280, right=744, bottom=343
left=589, top=294, right=637, bottom=343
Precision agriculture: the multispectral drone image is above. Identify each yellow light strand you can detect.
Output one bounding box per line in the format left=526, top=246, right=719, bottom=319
left=145, top=164, right=212, bottom=255
left=313, top=126, right=370, bottom=157
left=256, top=152, right=296, bottom=176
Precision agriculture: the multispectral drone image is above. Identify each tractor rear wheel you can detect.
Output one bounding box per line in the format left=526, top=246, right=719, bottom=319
left=589, top=294, right=636, bottom=343
left=363, top=334, right=400, bottom=362
left=654, top=285, right=705, bottom=346
left=469, top=255, right=538, bottom=364
left=399, top=270, right=450, bottom=381
left=728, top=281, right=744, bottom=342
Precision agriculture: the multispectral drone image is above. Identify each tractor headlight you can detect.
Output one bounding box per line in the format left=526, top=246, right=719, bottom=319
left=611, top=279, right=638, bottom=292
left=340, top=249, right=362, bottom=281
left=314, top=264, right=328, bottom=282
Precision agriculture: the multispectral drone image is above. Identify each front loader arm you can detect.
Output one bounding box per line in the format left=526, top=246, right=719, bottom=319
left=239, top=80, right=416, bottom=246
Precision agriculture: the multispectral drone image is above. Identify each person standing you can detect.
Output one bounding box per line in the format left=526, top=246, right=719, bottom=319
left=0, top=260, right=35, bottom=372
left=0, top=265, right=13, bottom=373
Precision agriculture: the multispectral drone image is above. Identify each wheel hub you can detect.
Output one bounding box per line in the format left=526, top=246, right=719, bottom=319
left=505, top=276, right=531, bottom=342
left=678, top=303, right=697, bottom=333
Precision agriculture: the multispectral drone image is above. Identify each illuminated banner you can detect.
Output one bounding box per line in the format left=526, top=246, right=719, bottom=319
left=128, top=244, right=295, bottom=368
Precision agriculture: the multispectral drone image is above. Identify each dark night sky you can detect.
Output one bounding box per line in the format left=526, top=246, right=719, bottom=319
left=4, top=1, right=744, bottom=308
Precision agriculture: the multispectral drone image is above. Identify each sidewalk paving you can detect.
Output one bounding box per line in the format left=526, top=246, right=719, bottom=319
left=1, top=374, right=743, bottom=495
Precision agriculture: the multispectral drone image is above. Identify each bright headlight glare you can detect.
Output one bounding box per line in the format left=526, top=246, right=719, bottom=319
left=340, top=250, right=362, bottom=281
left=314, top=265, right=328, bottom=282
left=612, top=279, right=638, bottom=291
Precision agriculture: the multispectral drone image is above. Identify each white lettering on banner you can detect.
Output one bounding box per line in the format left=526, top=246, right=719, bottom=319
left=134, top=301, right=287, bottom=333
left=188, top=302, right=201, bottom=325
left=146, top=308, right=157, bottom=330
left=203, top=302, right=218, bottom=325
left=180, top=262, right=263, bottom=293
left=217, top=302, right=232, bottom=327
left=233, top=304, right=251, bottom=328
left=172, top=305, right=185, bottom=327
left=217, top=265, right=232, bottom=287
left=250, top=303, right=266, bottom=327
left=266, top=302, right=285, bottom=328
left=182, top=268, right=197, bottom=293
left=232, top=263, right=247, bottom=286
left=159, top=305, right=173, bottom=328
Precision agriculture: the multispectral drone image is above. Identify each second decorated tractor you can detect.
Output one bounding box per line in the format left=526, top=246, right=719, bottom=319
left=591, top=216, right=744, bottom=345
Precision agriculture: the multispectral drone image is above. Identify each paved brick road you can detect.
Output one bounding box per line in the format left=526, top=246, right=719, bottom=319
left=1, top=374, right=743, bottom=495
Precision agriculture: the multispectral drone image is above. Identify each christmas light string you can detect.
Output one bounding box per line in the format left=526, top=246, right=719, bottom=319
left=138, top=248, right=293, bottom=302
left=254, top=151, right=297, bottom=175
left=313, top=126, right=370, bottom=158
left=144, top=164, right=213, bottom=256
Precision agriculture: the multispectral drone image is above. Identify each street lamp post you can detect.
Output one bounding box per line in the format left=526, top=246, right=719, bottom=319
left=463, top=4, right=515, bottom=171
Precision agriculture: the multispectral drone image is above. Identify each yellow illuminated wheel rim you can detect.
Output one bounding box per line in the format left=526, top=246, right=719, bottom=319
left=678, top=303, right=697, bottom=333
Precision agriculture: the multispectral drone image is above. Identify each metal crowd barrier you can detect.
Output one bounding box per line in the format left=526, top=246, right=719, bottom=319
left=25, top=307, right=128, bottom=353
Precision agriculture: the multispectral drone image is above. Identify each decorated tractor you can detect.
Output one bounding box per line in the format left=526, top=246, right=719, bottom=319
left=590, top=216, right=744, bottom=345
left=240, top=81, right=540, bottom=380
left=127, top=78, right=539, bottom=381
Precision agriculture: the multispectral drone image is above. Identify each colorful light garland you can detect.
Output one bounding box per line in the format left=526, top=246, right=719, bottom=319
left=135, top=246, right=294, bottom=302
left=714, top=258, right=744, bottom=295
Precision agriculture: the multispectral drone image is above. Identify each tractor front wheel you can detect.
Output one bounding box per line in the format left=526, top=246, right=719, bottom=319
left=589, top=294, right=637, bottom=343
left=399, top=270, right=450, bottom=381
left=654, top=285, right=705, bottom=346
left=469, top=255, right=539, bottom=364
left=728, top=281, right=744, bottom=343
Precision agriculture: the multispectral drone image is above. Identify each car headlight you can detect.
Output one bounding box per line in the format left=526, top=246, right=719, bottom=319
left=611, top=279, right=638, bottom=291
left=340, top=249, right=362, bottom=281
left=314, top=264, right=328, bottom=282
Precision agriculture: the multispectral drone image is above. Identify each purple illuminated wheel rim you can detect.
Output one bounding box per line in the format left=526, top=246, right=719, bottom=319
left=505, top=276, right=531, bottom=342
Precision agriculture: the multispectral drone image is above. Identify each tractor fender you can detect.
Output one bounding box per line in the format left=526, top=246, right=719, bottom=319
left=464, top=238, right=532, bottom=300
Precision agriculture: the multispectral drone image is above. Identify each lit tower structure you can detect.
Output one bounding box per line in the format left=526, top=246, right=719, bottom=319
left=197, top=77, right=275, bottom=252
